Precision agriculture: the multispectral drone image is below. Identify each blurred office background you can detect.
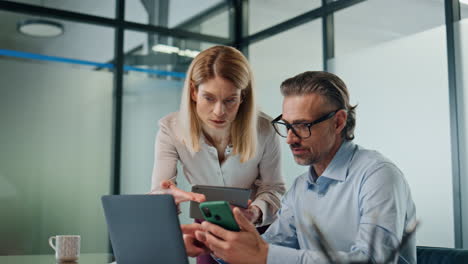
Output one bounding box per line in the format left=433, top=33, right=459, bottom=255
left=0, top=0, right=468, bottom=259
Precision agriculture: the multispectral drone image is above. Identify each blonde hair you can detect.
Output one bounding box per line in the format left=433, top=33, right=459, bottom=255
left=178, top=45, right=257, bottom=162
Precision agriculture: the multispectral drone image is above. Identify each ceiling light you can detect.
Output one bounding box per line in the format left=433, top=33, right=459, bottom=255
left=152, top=44, right=180, bottom=54
left=152, top=44, right=200, bottom=58
left=17, top=19, right=64, bottom=37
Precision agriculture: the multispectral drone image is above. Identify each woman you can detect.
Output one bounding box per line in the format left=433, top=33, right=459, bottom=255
left=150, top=45, right=284, bottom=228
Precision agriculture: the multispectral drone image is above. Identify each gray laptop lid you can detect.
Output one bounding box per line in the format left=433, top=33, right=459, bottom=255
left=101, top=195, right=188, bottom=264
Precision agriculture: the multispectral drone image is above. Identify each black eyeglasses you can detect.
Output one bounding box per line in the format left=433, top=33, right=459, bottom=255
left=271, top=109, right=341, bottom=139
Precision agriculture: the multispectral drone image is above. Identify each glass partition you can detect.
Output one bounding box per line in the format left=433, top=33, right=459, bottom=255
left=0, top=10, right=114, bottom=64
left=249, top=0, right=321, bottom=35
left=125, top=0, right=230, bottom=38
left=249, top=20, right=323, bottom=188
left=0, top=11, right=114, bottom=255
left=461, top=1, right=468, bottom=19
left=8, top=0, right=115, bottom=18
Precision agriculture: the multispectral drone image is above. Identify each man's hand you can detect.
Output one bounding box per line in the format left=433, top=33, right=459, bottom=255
left=181, top=224, right=210, bottom=257
left=197, top=207, right=269, bottom=264
left=149, top=180, right=206, bottom=205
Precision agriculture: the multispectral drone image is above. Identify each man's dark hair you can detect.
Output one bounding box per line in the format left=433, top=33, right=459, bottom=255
left=280, top=71, right=357, bottom=140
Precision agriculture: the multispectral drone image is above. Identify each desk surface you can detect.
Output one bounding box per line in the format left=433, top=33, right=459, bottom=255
left=0, top=253, right=114, bottom=264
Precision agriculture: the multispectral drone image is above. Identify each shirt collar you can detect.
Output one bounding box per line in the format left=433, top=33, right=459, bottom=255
left=307, top=140, right=356, bottom=185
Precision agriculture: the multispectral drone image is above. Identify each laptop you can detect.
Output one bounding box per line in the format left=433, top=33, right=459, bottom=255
left=101, top=194, right=189, bottom=264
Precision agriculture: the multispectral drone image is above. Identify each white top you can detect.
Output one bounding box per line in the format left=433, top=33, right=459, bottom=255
left=151, top=112, right=285, bottom=225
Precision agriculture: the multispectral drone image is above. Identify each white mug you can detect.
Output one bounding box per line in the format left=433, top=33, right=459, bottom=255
left=48, top=235, right=81, bottom=262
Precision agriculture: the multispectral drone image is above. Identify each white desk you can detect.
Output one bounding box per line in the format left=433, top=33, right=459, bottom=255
left=0, top=253, right=114, bottom=264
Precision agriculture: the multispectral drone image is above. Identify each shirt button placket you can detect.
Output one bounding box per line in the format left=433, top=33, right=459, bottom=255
left=218, top=169, right=226, bottom=186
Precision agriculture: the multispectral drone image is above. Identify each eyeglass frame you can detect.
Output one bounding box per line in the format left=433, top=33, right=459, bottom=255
left=271, top=109, right=342, bottom=139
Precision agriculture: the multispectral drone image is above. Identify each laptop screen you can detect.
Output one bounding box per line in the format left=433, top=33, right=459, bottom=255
left=102, top=195, right=189, bottom=264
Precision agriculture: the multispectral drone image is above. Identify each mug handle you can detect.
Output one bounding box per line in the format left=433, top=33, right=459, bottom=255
left=48, top=236, right=56, bottom=251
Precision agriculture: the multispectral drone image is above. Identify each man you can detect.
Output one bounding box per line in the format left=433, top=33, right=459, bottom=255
left=183, top=71, right=417, bottom=264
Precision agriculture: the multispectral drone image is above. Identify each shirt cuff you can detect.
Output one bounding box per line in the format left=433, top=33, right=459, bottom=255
left=251, top=199, right=269, bottom=226
left=267, top=244, right=300, bottom=264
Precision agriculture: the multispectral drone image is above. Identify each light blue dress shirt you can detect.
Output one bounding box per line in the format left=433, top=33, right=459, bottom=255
left=262, top=140, right=416, bottom=264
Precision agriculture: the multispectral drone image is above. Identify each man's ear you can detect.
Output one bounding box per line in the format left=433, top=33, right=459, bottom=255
left=335, top=109, right=347, bottom=134
left=190, top=82, right=197, bottom=102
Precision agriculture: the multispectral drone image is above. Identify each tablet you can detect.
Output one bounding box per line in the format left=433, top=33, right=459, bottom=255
left=189, top=185, right=251, bottom=219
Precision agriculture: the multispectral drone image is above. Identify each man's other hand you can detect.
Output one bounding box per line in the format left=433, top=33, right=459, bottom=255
left=197, top=207, right=269, bottom=264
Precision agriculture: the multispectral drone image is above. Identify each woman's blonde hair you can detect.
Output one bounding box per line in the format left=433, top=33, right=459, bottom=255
left=178, top=45, right=257, bottom=162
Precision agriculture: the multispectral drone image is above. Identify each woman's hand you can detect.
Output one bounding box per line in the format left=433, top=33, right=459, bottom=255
left=149, top=180, right=206, bottom=205
left=181, top=223, right=210, bottom=257
left=234, top=200, right=262, bottom=224
left=239, top=205, right=262, bottom=224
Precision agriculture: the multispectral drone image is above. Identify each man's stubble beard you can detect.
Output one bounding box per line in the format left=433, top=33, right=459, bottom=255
left=290, top=143, right=317, bottom=166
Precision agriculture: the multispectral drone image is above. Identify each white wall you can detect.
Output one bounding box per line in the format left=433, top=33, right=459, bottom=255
left=330, top=24, right=454, bottom=247
left=334, top=0, right=446, bottom=57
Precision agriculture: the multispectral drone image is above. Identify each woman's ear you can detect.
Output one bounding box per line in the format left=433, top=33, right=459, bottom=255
left=190, top=82, right=197, bottom=102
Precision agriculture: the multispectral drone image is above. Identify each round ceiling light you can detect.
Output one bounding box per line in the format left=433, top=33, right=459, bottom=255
left=17, top=19, right=64, bottom=37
